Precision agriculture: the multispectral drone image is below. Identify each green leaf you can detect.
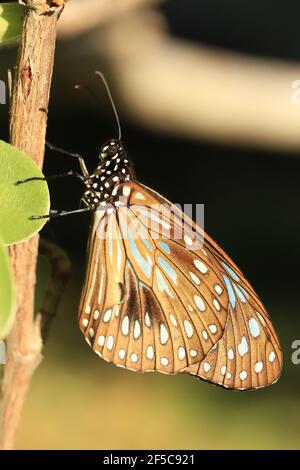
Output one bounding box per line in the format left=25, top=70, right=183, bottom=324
left=0, top=3, right=25, bottom=45
left=0, top=237, right=15, bottom=340
left=0, top=140, right=50, bottom=245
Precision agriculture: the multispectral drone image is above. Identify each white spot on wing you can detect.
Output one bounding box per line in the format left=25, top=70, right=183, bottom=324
left=228, top=348, right=234, bottom=360
left=190, top=272, right=201, bottom=285
left=107, top=335, right=114, bottom=351
left=98, top=335, right=105, bottom=346
left=184, top=235, right=193, bottom=246
left=89, top=328, right=94, bottom=338
left=160, top=324, right=169, bottom=345
left=178, top=347, right=186, bottom=360
left=160, top=357, right=169, bottom=366
left=269, top=351, right=276, bottom=363
left=146, top=345, right=154, bottom=360
left=203, top=362, right=211, bottom=373
left=145, top=312, right=151, bottom=327
left=215, top=284, right=223, bottom=295
left=82, top=319, right=88, bottom=327
left=118, top=349, right=126, bottom=360
left=131, top=353, right=138, bottom=363
left=93, top=310, right=99, bottom=320
left=184, top=320, right=194, bottom=338
left=255, top=361, right=263, bottom=373
left=208, top=324, right=217, bottom=334
left=134, top=320, right=141, bottom=339
left=202, top=330, right=208, bottom=340
left=238, top=336, right=248, bottom=357
left=103, top=309, right=112, bottom=323
left=213, top=299, right=221, bottom=311
left=249, top=317, right=260, bottom=338
left=122, top=316, right=129, bottom=336
left=194, top=259, right=208, bottom=274
left=194, top=295, right=205, bottom=312
left=239, top=370, right=248, bottom=381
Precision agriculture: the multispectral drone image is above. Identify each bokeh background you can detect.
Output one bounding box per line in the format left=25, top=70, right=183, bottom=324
left=1, top=0, right=300, bottom=450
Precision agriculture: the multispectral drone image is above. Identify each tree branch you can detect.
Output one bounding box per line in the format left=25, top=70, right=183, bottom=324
left=0, top=1, right=65, bottom=450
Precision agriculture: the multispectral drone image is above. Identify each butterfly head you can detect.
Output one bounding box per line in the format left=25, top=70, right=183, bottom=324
left=99, top=139, right=123, bottom=161
left=82, top=139, right=135, bottom=208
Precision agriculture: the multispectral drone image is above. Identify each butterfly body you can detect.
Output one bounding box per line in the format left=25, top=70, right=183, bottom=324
left=82, top=139, right=134, bottom=208
left=78, top=144, right=282, bottom=390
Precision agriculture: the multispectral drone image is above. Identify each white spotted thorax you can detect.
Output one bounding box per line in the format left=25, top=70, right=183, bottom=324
left=82, top=139, right=134, bottom=208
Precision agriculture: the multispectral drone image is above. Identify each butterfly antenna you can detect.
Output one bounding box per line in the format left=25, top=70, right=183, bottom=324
left=94, top=71, right=122, bottom=141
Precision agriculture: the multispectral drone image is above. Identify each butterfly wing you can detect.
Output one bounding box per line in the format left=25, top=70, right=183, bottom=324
left=79, top=182, right=230, bottom=373
left=79, top=181, right=282, bottom=388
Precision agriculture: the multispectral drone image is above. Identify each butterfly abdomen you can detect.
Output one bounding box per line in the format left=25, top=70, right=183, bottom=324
left=82, top=139, right=135, bottom=207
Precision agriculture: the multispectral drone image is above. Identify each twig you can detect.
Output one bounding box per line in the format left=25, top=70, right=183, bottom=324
left=0, top=1, right=66, bottom=451
left=38, top=239, right=71, bottom=343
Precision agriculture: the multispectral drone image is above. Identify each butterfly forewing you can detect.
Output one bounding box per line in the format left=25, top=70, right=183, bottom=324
left=79, top=180, right=282, bottom=389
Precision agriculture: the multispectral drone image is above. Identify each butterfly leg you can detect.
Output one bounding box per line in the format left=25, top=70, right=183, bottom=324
left=16, top=170, right=84, bottom=185
left=31, top=207, right=92, bottom=220
left=46, top=141, right=89, bottom=177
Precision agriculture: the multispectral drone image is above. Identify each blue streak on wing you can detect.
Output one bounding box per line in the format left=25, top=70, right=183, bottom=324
left=127, top=227, right=152, bottom=278
left=155, top=268, right=174, bottom=298
left=222, top=262, right=240, bottom=282
left=223, top=274, right=236, bottom=308
left=141, top=236, right=153, bottom=252
left=234, top=284, right=246, bottom=303
left=158, top=256, right=177, bottom=284
left=135, top=226, right=153, bottom=252
left=159, top=242, right=171, bottom=254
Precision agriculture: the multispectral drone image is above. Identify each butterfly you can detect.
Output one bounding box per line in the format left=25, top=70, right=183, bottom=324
left=75, top=142, right=282, bottom=390
left=20, top=73, right=282, bottom=390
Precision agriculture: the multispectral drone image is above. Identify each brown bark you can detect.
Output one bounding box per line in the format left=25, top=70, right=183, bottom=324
left=0, top=2, right=65, bottom=450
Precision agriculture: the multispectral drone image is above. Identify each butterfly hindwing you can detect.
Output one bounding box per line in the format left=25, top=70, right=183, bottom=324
left=187, top=298, right=282, bottom=389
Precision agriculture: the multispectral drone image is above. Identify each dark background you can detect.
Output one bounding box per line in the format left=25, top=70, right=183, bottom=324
left=1, top=0, right=300, bottom=450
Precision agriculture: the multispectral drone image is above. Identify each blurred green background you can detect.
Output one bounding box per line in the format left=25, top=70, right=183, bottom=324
left=1, top=0, right=300, bottom=450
